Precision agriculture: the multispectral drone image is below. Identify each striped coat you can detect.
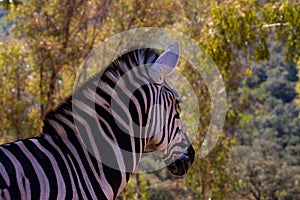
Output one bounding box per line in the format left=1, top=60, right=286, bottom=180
left=0, top=42, right=195, bottom=200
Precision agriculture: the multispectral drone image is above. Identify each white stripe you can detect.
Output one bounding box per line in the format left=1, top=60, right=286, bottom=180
left=0, top=146, right=30, bottom=200
left=71, top=100, right=127, bottom=195
left=65, top=104, right=130, bottom=196
left=67, top=155, right=88, bottom=199
left=1, top=189, right=11, bottom=200
left=47, top=119, right=96, bottom=199
left=0, top=159, right=10, bottom=186
left=96, top=115, right=129, bottom=195
left=15, top=141, right=50, bottom=199
left=84, top=85, right=132, bottom=136
left=28, top=138, right=66, bottom=199
left=52, top=114, right=114, bottom=199
left=45, top=132, right=78, bottom=199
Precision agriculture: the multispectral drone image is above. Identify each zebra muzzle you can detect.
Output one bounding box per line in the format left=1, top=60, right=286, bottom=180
left=166, top=145, right=195, bottom=176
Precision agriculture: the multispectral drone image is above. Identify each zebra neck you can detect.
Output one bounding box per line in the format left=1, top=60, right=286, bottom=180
left=42, top=96, right=146, bottom=169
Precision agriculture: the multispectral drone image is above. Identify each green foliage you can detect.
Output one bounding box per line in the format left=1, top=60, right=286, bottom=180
left=262, top=0, right=300, bottom=62
left=0, top=0, right=22, bottom=10
left=118, top=174, right=151, bottom=200
left=230, top=140, right=300, bottom=200
left=148, top=188, right=173, bottom=200
left=5, top=0, right=113, bottom=119
left=232, top=35, right=300, bottom=198
left=0, top=39, right=39, bottom=141
left=185, top=134, right=236, bottom=200
left=199, top=0, right=269, bottom=81
left=236, top=40, right=300, bottom=165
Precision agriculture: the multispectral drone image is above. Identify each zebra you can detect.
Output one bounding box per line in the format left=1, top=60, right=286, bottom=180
left=0, top=42, right=195, bottom=200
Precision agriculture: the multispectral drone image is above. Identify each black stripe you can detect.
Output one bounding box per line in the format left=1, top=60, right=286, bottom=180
left=38, top=136, right=73, bottom=199
left=1, top=144, right=39, bottom=199
left=73, top=103, right=123, bottom=195
left=0, top=148, right=21, bottom=199
left=53, top=115, right=105, bottom=199
left=22, top=139, right=58, bottom=199
left=59, top=111, right=114, bottom=199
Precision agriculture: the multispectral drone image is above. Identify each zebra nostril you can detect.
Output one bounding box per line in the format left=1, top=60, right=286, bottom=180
left=167, top=163, right=178, bottom=174
left=167, top=156, right=191, bottom=176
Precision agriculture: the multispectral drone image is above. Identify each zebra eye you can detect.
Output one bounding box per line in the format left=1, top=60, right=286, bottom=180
left=176, top=102, right=181, bottom=113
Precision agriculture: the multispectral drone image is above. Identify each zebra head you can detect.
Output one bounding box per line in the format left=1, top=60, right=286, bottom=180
left=144, top=42, right=195, bottom=176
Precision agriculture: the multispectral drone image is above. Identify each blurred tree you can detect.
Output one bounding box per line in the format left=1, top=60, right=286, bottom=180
left=262, top=0, right=300, bottom=63
left=0, top=40, right=38, bottom=141
left=183, top=0, right=300, bottom=198
left=296, top=59, right=300, bottom=108
left=261, top=0, right=300, bottom=113
left=7, top=0, right=112, bottom=120
left=181, top=0, right=270, bottom=198
left=230, top=140, right=300, bottom=200
left=0, top=0, right=22, bottom=10
left=117, top=174, right=150, bottom=200
left=236, top=40, right=300, bottom=164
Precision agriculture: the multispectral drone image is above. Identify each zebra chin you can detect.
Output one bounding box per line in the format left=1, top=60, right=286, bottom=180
left=166, top=145, right=195, bottom=176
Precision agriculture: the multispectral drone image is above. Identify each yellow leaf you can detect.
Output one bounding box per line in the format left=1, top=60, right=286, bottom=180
left=245, top=68, right=252, bottom=77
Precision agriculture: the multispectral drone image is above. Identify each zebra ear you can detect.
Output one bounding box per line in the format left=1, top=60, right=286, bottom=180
left=149, top=42, right=180, bottom=83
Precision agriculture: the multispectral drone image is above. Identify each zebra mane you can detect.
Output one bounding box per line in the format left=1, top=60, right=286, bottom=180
left=97, top=47, right=159, bottom=87
left=42, top=47, right=160, bottom=136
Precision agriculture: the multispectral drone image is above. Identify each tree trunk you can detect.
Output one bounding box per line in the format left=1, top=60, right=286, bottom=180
left=201, top=160, right=210, bottom=200
left=135, top=174, right=142, bottom=200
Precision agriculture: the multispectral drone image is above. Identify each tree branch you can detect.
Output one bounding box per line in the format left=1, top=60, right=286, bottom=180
left=262, top=22, right=289, bottom=28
